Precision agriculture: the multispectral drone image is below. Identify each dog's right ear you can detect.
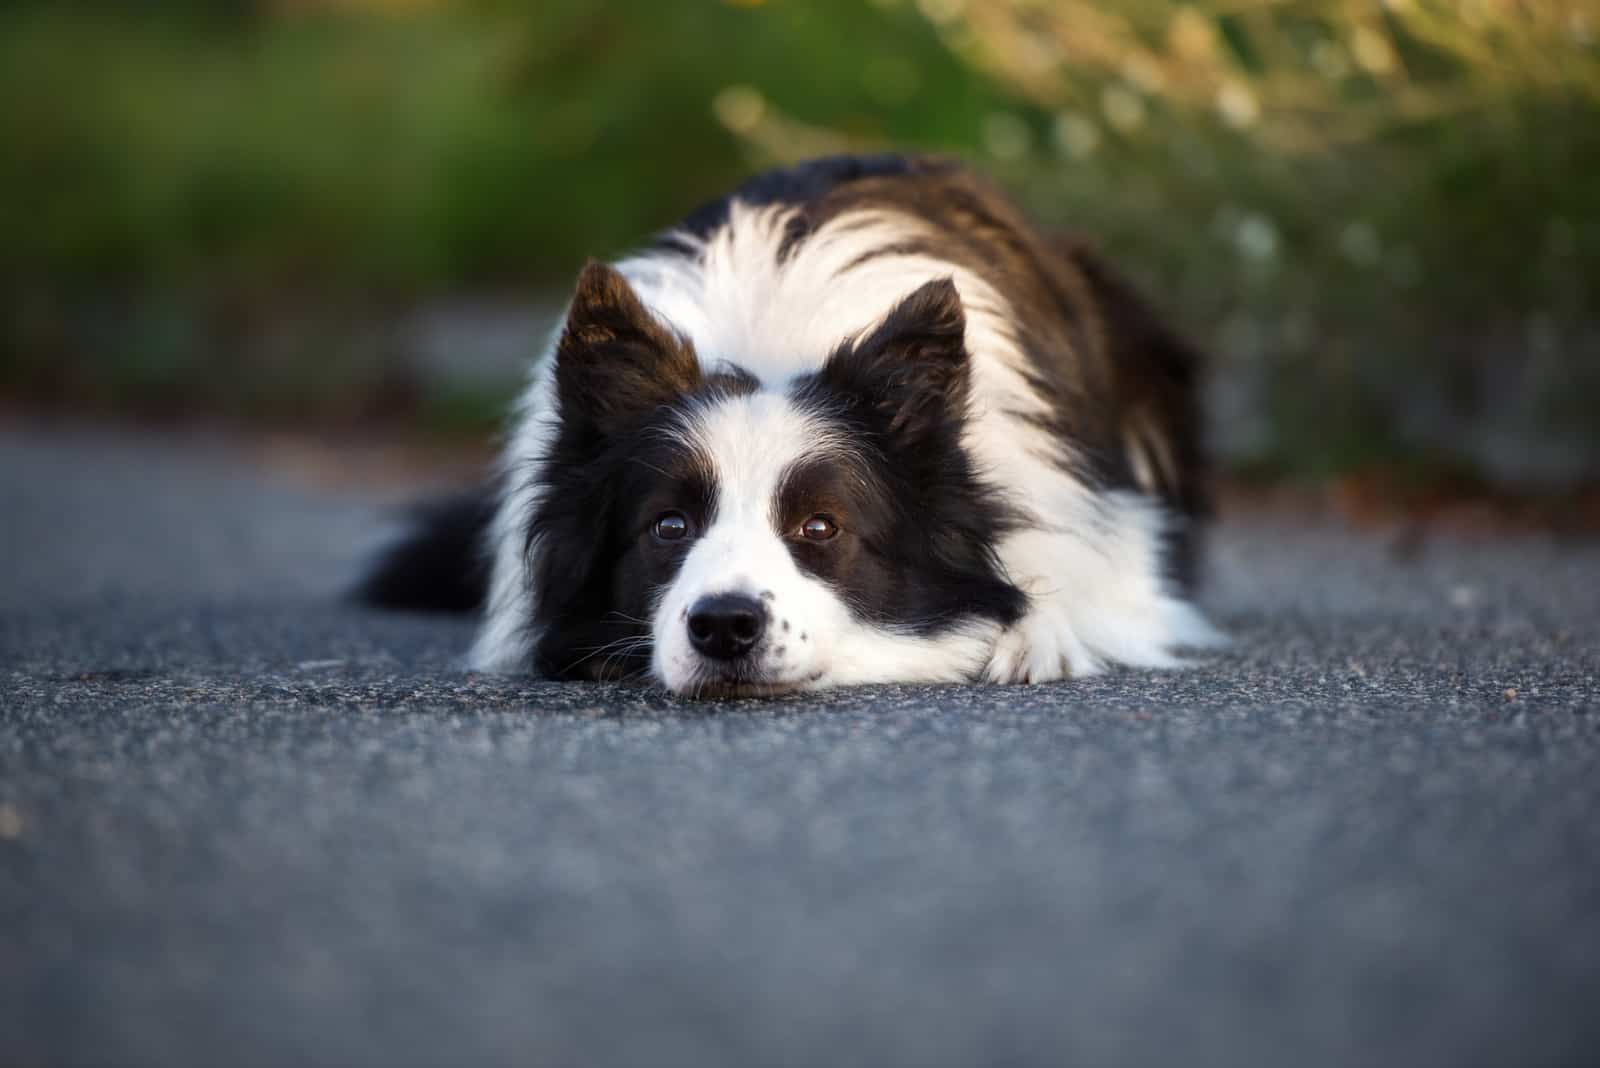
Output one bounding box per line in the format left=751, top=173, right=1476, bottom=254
left=554, top=261, right=702, bottom=435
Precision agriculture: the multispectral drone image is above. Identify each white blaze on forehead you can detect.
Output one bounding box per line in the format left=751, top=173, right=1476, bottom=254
left=685, top=390, right=846, bottom=528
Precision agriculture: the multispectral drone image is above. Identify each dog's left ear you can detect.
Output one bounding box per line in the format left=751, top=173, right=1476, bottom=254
left=815, top=277, right=970, bottom=444
left=554, top=261, right=702, bottom=436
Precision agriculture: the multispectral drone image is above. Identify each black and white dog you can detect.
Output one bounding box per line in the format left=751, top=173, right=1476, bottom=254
left=359, top=155, right=1222, bottom=696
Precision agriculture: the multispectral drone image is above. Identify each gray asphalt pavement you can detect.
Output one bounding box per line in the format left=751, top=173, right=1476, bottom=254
left=2, top=423, right=1597, bottom=1067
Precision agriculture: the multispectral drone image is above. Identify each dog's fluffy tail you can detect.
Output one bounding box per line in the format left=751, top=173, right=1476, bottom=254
left=351, top=488, right=495, bottom=614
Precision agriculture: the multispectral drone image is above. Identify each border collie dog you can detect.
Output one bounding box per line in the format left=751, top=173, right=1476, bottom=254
left=359, top=155, right=1222, bottom=696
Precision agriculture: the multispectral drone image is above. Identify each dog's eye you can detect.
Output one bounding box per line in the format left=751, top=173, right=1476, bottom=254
left=652, top=511, right=691, bottom=541
left=799, top=515, right=838, bottom=541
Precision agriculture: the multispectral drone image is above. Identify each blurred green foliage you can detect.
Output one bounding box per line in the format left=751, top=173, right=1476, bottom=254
left=0, top=0, right=998, bottom=288
left=2, top=0, right=1596, bottom=483
left=927, top=0, right=1600, bottom=481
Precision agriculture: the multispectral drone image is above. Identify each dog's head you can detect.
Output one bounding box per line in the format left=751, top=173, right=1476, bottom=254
left=527, top=262, right=1024, bottom=696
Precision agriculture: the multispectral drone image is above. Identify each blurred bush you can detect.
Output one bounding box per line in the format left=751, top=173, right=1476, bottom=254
left=1, top=0, right=1006, bottom=427
left=897, top=0, right=1600, bottom=484
left=2, top=0, right=1596, bottom=486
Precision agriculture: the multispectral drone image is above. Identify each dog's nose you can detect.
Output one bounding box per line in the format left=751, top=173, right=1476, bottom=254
left=686, top=593, right=766, bottom=660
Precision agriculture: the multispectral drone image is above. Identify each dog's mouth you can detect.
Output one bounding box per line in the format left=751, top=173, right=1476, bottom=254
left=671, top=664, right=825, bottom=700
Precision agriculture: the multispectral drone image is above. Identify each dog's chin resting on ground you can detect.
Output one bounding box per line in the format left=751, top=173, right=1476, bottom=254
left=356, top=154, right=1225, bottom=697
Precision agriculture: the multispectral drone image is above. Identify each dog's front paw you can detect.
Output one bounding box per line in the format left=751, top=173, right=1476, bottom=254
left=984, top=588, right=1226, bottom=684
left=983, top=605, right=1101, bottom=684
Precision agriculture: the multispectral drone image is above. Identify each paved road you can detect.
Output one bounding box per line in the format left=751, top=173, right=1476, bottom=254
left=3, top=424, right=1597, bottom=1067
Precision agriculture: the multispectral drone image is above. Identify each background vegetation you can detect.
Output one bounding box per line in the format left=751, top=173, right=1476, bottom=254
left=3, top=0, right=1596, bottom=488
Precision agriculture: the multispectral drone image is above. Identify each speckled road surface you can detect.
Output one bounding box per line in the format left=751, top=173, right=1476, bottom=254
left=2, top=424, right=1597, bottom=1067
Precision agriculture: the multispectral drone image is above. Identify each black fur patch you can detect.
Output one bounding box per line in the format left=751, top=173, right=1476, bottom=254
left=787, top=280, right=1026, bottom=633
left=526, top=404, right=723, bottom=680
left=554, top=260, right=703, bottom=439
left=529, top=265, right=762, bottom=678
left=351, top=490, right=494, bottom=613
left=812, top=276, right=971, bottom=443
left=659, top=154, right=946, bottom=256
